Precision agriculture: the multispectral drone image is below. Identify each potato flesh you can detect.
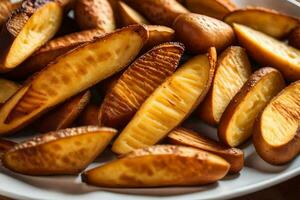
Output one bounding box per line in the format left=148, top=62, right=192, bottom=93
left=0, top=0, right=12, bottom=25
left=213, top=47, right=251, bottom=122
left=0, top=78, right=20, bottom=104
left=261, top=83, right=300, bottom=146
left=119, top=1, right=149, bottom=25
left=0, top=26, right=146, bottom=134
left=226, top=72, right=284, bottom=147
left=225, top=9, right=299, bottom=38
left=186, top=0, right=234, bottom=19
left=5, top=2, right=63, bottom=68
left=112, top=54, right=212, bottom=154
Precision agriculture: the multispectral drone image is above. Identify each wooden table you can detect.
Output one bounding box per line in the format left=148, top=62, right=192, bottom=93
left=1, top=175, right=299, bottom=200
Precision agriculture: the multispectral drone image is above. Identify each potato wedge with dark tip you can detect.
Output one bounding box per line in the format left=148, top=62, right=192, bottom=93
left=124, top=0, right=189, bottom=26
left=218, top=67, right=285, bottom=147
left=6, top=29, right=105, bottom=79
left=186, top=0, right=236, bottom=20
left=36, top=90, right=91, bottom=133
left=99, top=42, right=184, bottom=128
left=82, top=145, right=230, bottom=187
left=144, top=25, right=175, bottom=51
left=75, top=0, right=115, bottom=31
left=118, top=1, right=149, bottom=26
left=112, top=48, right=216, bottom=154
left=77, top=103, right=100, bottom=126
left=0, top=0, right=63, bottom=72
left=233, top=23, right=300, bottom=81
left=2, top=126, right=117, bottom=175
left=168, top=128, right=244, bottom=173
left=197, top=46, right=252, bottom=125
left=289, top=27, right=300, bottom=49
left=224, top=7, right=300, bottom=38
left=0, top=25, right=148, bottom=135
left=253, top=81, right=300, bottom=165
left=0, top=78, right=20, bottom=104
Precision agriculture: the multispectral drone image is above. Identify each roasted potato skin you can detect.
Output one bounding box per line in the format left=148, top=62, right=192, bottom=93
left=74, top=0, right=115, bottom=31
left=2, top=126, right=117, bottom=175
left=124, top=0, right=189, bottom=26
left=0, top=138, right=17, bottom=157
left=118, top=1, right=149, bottom=26
left=77, top=103, right=100, bottom=126
left=168, top=128, right=244, bottom=173
left=82, top=145, right=230, bottom=187
left=289, top=27, right=300, bottom=49
left=253, top=81, right=300, bottom=165
left=6, top=29, right=104, bottom=79
left=173, top=13, right=234, bottom=53
left=36, top=90, right=91, bottom=132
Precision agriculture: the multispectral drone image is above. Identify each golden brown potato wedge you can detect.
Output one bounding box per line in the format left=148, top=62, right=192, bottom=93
left=77, top=103, right=100, bottom=126
left=173, top=13, right=234, bottom=53
left=0, top=0, right=16, bottom=27
left=233, top=24, right=300, bottom=81
left=253, top=81, right=300, bottom=165
left=289, top=27, right=300, bottom=49
left=124, top=0, right=189, bottom=26
left=0, top=25, right=148, bottom=135
left=0, top=0, right=63, bottom=72
left=197, top=46, right=252, bottom=125
left=224, top=7, right=300, bottom=38
left=6, top=29, right=105, bottom=79
left=168, top=128, right=244, bottom=173
left=82, top=145, right=230, bottom=187
left=36, top=90, right=91, bottom=133
left=186, top=0, right=236, bottom=20
left=112, top=48, right=217, bottom=154
left=0, top=138, right=17, bottom=157
left=118, top=1, right=149, bottom=26
left=144, top=25, right=175, bottom=51
left=0, top=78, right=20, bottom=104
left=99, top=42, right=184, bottom=128
left=2, top=126, right=116, bottom=175
left=218, top=67, right=285, bottom=147
left=74, top=0, right=115, bottom=31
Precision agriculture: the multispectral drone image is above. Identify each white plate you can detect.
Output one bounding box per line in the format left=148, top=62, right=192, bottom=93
left=1, top=0, right=300, bottom=200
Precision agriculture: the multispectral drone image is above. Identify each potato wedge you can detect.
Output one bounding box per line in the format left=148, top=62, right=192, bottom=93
left=118, top=1, right=149, bottom=26
left=99, top=43, right=184, bottom=128
left=6, top=29, right=105, bottom=79
left=0, top=78, right=20, bottom=104
left=0, top=138, right=16, bottom=156
left=144, top=25, right=175, bottom=51
left=82, top=145, right=230, bottom=187
left=0, top=25, right=148, bottom=135
left=2, top=126, right=116, bottom=175
left=0, top=0, right=15, bottom=27
left=218, top=67, right=285, bottom=147
left=112, top=48, right=216, bottom=154
left=36, top=90, right=91, bottom=133
left=173, top=13, right=234, bottom=53
left=77, top=103, right=100, bottom=126
left=224, top=8, right=300, bottom=38
left=289, top=27, right=300, bottom=49
left=197, top=46, right=252, bottom=125
left=0, top=0, right=63, bottom=72
left=233, top=24, right=300, bottom=81
left=253, top=81, right=300, bottom=165
left=74, top=0, right=115, bottom=31
left=186, top=0, right=236, bottom=20
left=168, top=128, right=244, bottom=173
left=124, top=0, right=189, bottom=26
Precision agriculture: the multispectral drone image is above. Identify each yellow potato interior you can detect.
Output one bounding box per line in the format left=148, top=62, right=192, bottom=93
left=226, top=72, right=284, bottom=147
left=120, top=1, right=149, bottom=24
left=213, top=47, right=251, bottom=122
left=0, top=79, right=20, bottom=103
left=261, top=82, right=300, bottom=146
left=5, top=2, right=63, bottom=68
left=112, top=54, right=212, bottom=154
left=234, top=24, right=300, bottom=67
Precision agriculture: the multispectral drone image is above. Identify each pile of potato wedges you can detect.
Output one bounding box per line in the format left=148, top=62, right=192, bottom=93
left=0, top=0, right=300, bottom=188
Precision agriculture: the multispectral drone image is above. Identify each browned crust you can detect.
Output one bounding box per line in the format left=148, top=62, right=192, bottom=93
left=124, top=0, right=189, bottom=26
left=0, top=0, right=58, bottom=72
left=98, top=42, right=184, bottom=128
left=289, top=27, right=300, bottom=49
left=35, top=90, right=91, bottom=133
left=218, top=67, right=285, bottom=146
left=167, top=127, right=244, bottom=173
left=0, top=138, right=17, bottom=155
left=6, top=29, right=104, bottom=79
left=253, top=81, right=300, bottom=165
left=77, top=103, right=100, bottom=126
